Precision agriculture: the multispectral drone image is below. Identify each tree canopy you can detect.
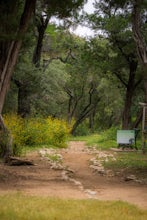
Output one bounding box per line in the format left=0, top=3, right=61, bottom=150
left=0, top=0, right=147, bottom=158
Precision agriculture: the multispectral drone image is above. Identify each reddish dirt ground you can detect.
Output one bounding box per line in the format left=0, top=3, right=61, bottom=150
left=0, top=141, right=147, bottom=209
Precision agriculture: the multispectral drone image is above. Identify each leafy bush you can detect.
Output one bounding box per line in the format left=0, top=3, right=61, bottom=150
left=23, top=117, right=47, bottom=146
left=98, top=127, right=118, bottom=142
left=44, top=117, right=70, bottom=147
left=3, top=114, right=70, bottom=155
left=3, top=114, right=25, bottom=155
left=74, top=122, right=90, bottom=136
left=70, top=127, right=118, bottom=150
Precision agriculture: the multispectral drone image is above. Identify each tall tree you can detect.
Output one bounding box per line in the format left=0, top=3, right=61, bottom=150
left=0, top=0, right=86, bottom=158
left=87, top=0, right=142, bottom=129
left=0, top=0, right=36, bottom=159
left=17, top=0, right=87, bottom=117
left=0, top=0, right=36, bottom=114
left=33, top=0, right=87, bottom=67
left=61, top=36, right=103, bottom=134
left=132, top=0, right=147, bottom=102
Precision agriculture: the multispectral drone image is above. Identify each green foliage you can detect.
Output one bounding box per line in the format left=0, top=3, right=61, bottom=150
left=45, top=24, right=57, bottom=36
left=44, top=116, right=70, bottom=147
left=3, top=114, right=24, bottom=155
left=0, top=0, right=24, bottom=40
left=0, top=194, right=147, bottom=220
left=0, top=129, right=12, bottom=157
left=32, top=60, right=69, bottom=117
left=71, top=127, right=119, bottom=150
left=74, top=121, right=90, bottom=136
left=94, top=127, right=118, bottom=149
left=46, top=154, right=62, bottom=163
left=97, top=127, right=118, bottom=142
left=3, top=114, right=70, bottom=156
left=103, top=151, right=147, bottom=180
left=22, top=118, right=46, bottom=146
left=87, top=0, right=143, bottom=130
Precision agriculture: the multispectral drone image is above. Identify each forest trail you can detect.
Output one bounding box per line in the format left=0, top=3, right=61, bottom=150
left=0, top=141, right=147, bottom=209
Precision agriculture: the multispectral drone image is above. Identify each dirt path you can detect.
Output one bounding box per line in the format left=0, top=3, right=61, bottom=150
left=0, top=141, right=147, bottom=209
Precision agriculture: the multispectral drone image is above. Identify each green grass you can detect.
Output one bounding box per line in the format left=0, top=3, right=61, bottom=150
left=70, top=131, right=146, bottom=177
left=70, top=128, right=142, bottom=151
left=70, top=132, right=117, bottom=150
left=46, top=154, right=62, bottom=163
left=0, top=194, right=147, bottom=220
left=103, top=151, right=147, bottom=173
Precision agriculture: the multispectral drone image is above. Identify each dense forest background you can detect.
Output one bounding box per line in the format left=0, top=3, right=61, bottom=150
left=0, top=0, right=147, bottom=158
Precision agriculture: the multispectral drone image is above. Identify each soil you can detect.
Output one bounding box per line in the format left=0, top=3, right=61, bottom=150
left=0, top=141, right=147, bottom=209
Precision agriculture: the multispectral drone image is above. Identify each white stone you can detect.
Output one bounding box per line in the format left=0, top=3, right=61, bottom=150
left=84, top=189, right=97, bottom=195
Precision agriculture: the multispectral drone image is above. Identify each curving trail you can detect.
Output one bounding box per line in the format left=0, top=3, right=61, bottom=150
left=0, top=141, right=147, bottom=209
left=62, top=141, right=147, bottom=209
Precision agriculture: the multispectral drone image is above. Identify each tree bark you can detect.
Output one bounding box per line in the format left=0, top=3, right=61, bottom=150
left=122, top=60, right=138, bottom=129
left=89, top=102, right=98, bottom=131
left=0, top=0, right=36, bottom=158
left=89, top=111, right=95, bottom=131
left=71, top=86, right=100, bottom=135
left=132, top=0, right=147, bottom=102
left=0, top=0, right=36, bottom=113
left=132, top=108, right=142, bottom=129
left=33, top=15, right=50, bottom=67
left=64, top=84, right=85, bottom=125
left=0, top=114, right=13, bottom=159
left=122, top=88, right=133, bottom=129
left=17, top=85, right=31, bottom=118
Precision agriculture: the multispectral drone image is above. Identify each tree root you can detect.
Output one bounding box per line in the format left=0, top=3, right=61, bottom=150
left=5, top=156, right=35, bottom=166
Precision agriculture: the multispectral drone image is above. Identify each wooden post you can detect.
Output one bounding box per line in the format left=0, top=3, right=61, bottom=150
left=139, top=102, right=147, bottom=153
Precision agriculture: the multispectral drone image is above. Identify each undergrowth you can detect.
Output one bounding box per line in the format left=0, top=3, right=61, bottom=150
left=70, top=127, right=141, bottom=150
left=3, top=114, right=70, bottom=156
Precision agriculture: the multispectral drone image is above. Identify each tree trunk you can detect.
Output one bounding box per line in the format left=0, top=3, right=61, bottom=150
left=122, top=59, right=138, bottom=129
left=65, top=85, right=85, bottom=126
left=0, top=0, right=36, bottom=112
left=89, top=104, right=97, bottom=131
left=0, top=0, right=36, bottom=159
left=132, top=109, right=142, bottom=129
left=71, top=99, right=100, bottom=135
left=71, top=104, right=96, bottom=135
left=122, top=89, right=133, bottom=129
left=0, top=115, right=13, bottom=160
left=132, top=0, right=147, bottom=101
left=33, top=15, right=50, bottom=67
left=17, top=85, right=31, bottom=118
left=71, top=117, right=85, bottom=135
left=122, top=80, right=135, bottom=129
left=13, top=78, right=31, bottom=118
left=143, top=69, right=147, bottom=103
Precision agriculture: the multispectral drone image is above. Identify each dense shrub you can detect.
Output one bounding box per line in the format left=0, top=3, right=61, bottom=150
left=22, top=117, right=47, bottom=146
left=45, top=117, right=70, bottom=147
left=98, top=127, right=118, bottom=142
left=95, top=127, right=118, bottom=149
left=74, top=122, right=90, bottom=136
left=4, top=114, right=24, bottom=143
left=3, top=114, right=70, bottom=155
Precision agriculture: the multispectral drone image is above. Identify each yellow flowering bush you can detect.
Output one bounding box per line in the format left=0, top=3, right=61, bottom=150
left=3, top=114, right=25, bottom=155
left=45, top=117, right=70, bottom=147
left=4, top=114, right=25, bottom=146
left=3, top=114, right=70, bottom=155
left=23, top=118, right=46, bottom=145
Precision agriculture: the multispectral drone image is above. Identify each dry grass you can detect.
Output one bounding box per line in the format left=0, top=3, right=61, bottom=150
left=0, top=194, right=147, bottom=220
